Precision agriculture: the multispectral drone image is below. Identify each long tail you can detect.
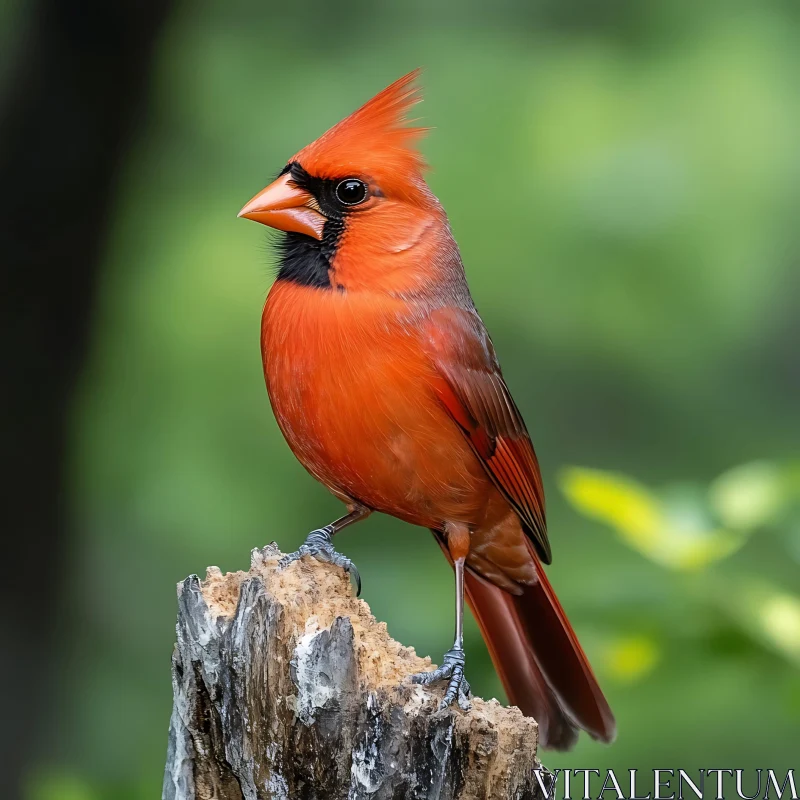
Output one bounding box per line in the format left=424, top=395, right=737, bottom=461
left=464, top=539, right=616, bottom=750
left=432, top=530, right=615, bottom=750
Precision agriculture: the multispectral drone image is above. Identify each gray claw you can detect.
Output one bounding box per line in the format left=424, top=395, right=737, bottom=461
left=278, top=527, right=361, bottom=596
left=411, top=646, right=471, bottom=711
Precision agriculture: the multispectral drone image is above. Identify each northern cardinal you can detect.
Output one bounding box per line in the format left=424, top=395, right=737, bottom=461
left=238, top=71, right=615, bottom=749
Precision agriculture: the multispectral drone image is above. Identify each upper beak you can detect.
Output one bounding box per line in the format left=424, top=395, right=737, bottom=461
left=238, top=172, right=326, bottom=240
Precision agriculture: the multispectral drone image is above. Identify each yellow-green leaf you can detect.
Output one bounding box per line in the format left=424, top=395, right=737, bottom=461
left=760, top=593, right=800, bottom=663
left=26, top=772, right=98, bottom=800
left=603, top=635, right=661, bottom=683
left=720, top=581, right=800, bottom=667
left=560, top=467, right=748, bottom=570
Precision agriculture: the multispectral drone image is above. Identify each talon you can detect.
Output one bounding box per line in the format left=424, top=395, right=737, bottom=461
left=411, top=669, right=439, bottom=686
left=348, top=562, right=362, bottom=597
left=277, top=528, right=361, bottom=593
left=410, top=646, right=469, bottom=711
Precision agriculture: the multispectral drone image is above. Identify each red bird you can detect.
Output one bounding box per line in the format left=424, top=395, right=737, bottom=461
left=239, top=71, right=615, bottom=749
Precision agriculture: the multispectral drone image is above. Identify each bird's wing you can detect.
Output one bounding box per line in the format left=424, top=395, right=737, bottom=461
left=423, top=306, right=551, bottom=563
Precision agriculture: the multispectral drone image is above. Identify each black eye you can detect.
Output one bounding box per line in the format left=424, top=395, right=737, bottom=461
left=335, top=179, right=368, bottom=206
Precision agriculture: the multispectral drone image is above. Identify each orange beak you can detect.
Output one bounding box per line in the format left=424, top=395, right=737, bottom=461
left=238, top=172, right=326, bottom=240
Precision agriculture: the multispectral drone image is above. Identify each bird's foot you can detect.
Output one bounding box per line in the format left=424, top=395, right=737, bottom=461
left=278, top=526, right=361, bottom=596
left=411, top=646, right=471, bottom=711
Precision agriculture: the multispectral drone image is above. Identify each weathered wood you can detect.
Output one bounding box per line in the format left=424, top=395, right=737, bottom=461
left=163, top=544, right=546, bottom=799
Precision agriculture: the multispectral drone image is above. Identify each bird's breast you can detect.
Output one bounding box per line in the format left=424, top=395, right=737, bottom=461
left=261, top=280, right=489, bottom=527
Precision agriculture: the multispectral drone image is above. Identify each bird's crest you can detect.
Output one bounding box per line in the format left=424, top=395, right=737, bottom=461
left=293, top=70, right=428, bottom=200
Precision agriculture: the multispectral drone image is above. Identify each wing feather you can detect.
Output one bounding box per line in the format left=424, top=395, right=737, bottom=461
left=424, top=307, right=551, bottom=563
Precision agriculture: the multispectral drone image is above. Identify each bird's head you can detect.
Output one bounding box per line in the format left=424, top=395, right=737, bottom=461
left=239, top=71, right=461, bottom=295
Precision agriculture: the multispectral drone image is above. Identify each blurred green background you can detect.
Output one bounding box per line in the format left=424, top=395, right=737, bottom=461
left=6, top=0, right=799, bottom=797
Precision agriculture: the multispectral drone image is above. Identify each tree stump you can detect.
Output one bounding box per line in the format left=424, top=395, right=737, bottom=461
left=163, top=544, right=546, bottom=799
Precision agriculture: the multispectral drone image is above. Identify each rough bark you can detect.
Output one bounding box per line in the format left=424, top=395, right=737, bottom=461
left=163, top=545, right=547, bottom=800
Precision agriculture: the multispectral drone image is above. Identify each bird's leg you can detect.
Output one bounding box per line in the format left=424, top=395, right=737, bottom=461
left=278, top=504, right=370, bottom=595
left=411, top=524, right=471, bottom=711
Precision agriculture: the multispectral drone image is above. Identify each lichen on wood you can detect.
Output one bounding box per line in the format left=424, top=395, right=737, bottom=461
left=162, top=544, right=545, bottom=799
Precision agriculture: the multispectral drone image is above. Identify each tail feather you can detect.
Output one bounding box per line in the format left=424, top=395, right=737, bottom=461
left=464, top=569, right=582, bottom=749
left=434, top=532, right=616, bottom=750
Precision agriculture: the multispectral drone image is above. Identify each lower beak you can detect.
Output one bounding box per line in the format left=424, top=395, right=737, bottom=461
left=238, top=172, right=326, bottom=240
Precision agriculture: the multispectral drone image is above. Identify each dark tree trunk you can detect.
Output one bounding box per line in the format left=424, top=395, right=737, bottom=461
left=0, top=1, right=173, bottom=795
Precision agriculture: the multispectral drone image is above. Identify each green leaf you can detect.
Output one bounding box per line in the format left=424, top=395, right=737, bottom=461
left=709, top=460, right=787, bottom=531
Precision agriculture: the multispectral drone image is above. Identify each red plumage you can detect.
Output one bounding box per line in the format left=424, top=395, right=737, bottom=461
left=240, top=71, right=616, bottom=749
